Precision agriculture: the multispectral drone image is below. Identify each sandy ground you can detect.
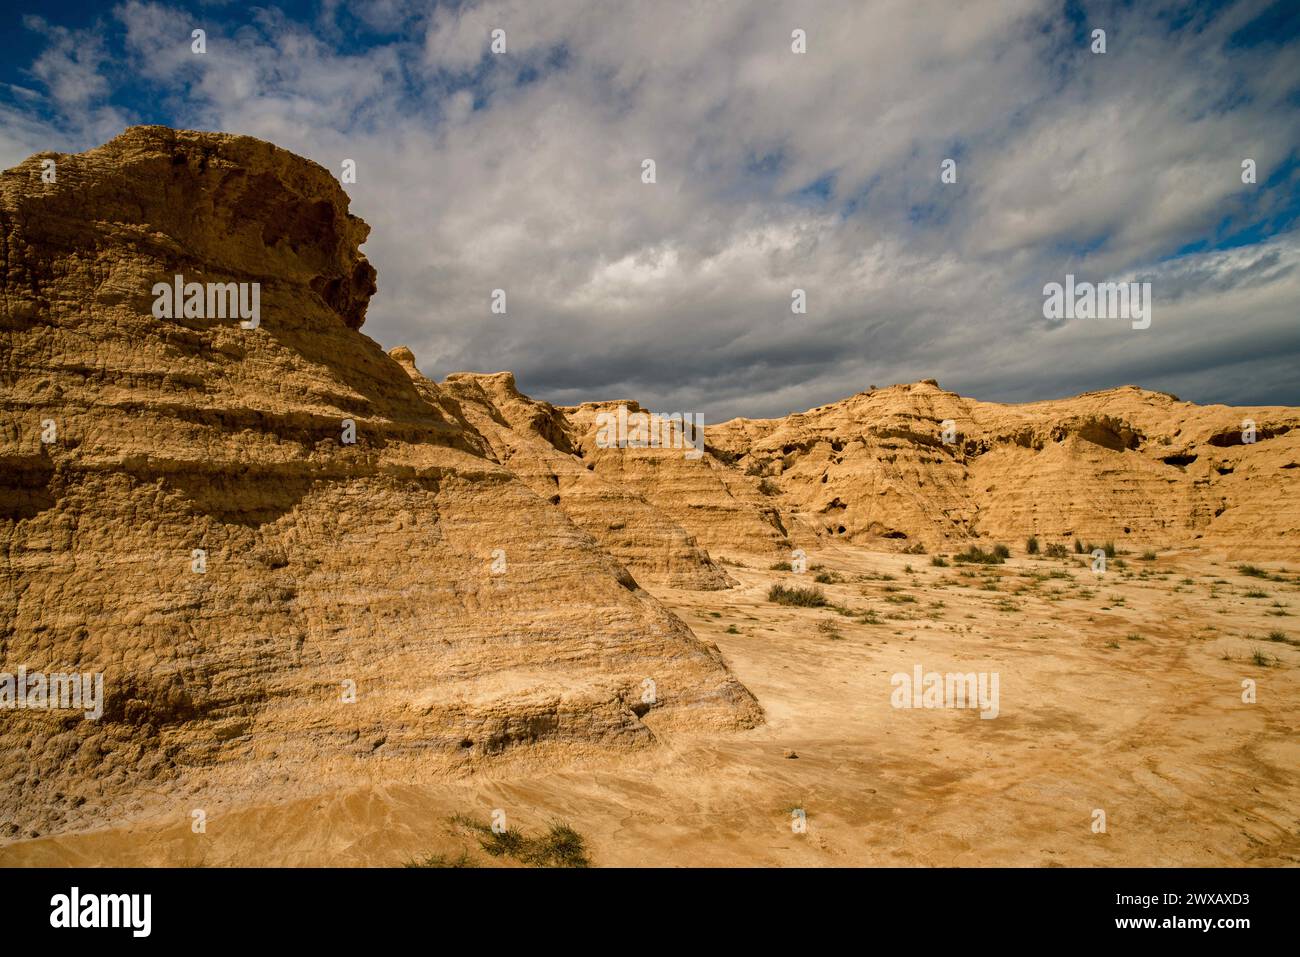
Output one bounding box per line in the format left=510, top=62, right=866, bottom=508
left=3, top=544, right=1297, bottom=867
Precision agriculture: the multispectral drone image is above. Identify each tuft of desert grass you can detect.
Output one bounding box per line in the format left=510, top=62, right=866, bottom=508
left=768, top=583, right=829, bottom=607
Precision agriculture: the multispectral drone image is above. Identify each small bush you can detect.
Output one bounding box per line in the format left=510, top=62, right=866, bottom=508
left=1025, top=536, right=1040, bottom=555
left=525, top=821, right=591, bottom=868
left=769, top=561, right=792, bottom=571
left=930, top=555, right=949, bottom=567
left=448, top=816, right=591, bottom=868
left=404, top=851, right=477, bottom=868
left=1139, top=550, right=1157, bottom=561
left=1073, top=538, right=1084, bottom=554
left=477, top=827, right=527, bottom=858
left=1044, top=543, right=1069, bottom=559
left=1238, top=564, right=1268, bottom=578
left=767, top=584, right=829, bottom=607
left=953, top=545, right=1005, bottom=565
left=992, top=543, right=1011, bottom=560
left=816, top=619, right=843, bottom=640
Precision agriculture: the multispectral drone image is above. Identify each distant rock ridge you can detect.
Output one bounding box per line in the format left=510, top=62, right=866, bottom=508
left=706, top=380, right=1300, bottom=556
left=422, top=369, right=1298, bottom=558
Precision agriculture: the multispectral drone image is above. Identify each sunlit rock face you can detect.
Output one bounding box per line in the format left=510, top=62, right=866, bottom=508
left=0, top=127, right=759, bottom=843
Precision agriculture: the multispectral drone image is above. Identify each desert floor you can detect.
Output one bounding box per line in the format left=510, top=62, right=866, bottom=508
left=3, top=544, right=1297, bottom=867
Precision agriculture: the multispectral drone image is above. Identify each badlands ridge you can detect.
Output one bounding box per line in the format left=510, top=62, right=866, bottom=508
left=0, top=128, right=1296, bottom=857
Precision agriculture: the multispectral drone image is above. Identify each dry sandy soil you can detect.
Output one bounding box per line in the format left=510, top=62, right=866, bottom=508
left=4, top=542, right=1296, bottom=867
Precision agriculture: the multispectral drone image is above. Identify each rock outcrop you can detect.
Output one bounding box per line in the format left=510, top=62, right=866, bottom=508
left=0, top=127, right=759, bottom=843
left=431, top=368, right=737, bottom=589
left=708, top=380, right=1300, bottom=557
left=564, top=400, right=794, bottom=558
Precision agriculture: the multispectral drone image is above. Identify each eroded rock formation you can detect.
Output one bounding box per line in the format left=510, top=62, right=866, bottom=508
left=708, top=380, right=1300, bottom=557
left=0, top=128, right=758, bottom=842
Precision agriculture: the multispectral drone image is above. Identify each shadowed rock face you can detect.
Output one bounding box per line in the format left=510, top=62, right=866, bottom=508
left=0, top=128, right=759, bottom=843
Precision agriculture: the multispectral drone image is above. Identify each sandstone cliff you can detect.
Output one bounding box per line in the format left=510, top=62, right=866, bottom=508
left=0, top=127, right=758, bottom=842
left=708, top=380, right=1300, bottom=558
left=431, top=367, right=738, bottom=588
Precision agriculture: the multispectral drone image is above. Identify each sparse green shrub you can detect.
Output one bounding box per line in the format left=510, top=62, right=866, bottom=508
left=525, top=821, right=591, bottom=868
left=817, top=619, right=843, bottom=640
left=953, top=545, right=1005, bottom=565
left=404, top=851, right=477, bottom=868
left=767, top=584, right=829, bottom=607
left=448, top=816, right=591, bottom=868
left=1025, top=536, right=1040, bottom=555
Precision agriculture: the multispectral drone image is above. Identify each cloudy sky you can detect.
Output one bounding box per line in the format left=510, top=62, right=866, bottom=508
left=2, top=0, right=1297, bottom=419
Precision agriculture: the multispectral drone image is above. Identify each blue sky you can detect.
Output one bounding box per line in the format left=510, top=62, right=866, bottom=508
left=2, top=0, right=1298, bottom=418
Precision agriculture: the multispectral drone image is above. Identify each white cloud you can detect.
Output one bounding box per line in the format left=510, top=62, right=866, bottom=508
left=3, top=0, right=1297, bottom=417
